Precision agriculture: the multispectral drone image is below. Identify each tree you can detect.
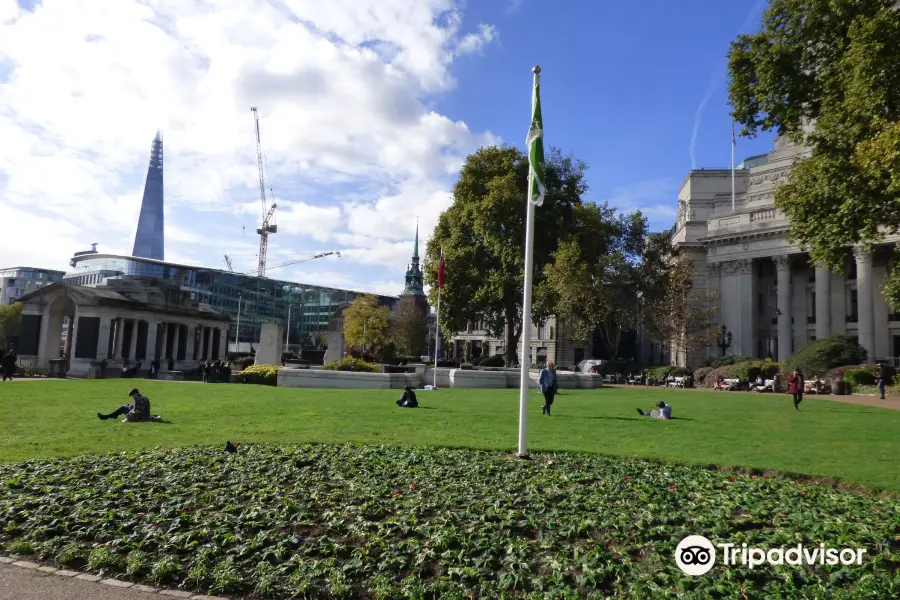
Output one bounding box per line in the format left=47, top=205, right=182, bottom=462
left=342, top=295, right=391, bottom=351
left=540, top=203, right=652, bottom=359
left=644, top=253, right=719, bottom=367
left=727, top=0, right=900, bottom=305
left=423, top=145, right=588, bottom=366
left=390, top=302, right=428, bottom=357
left=0, top=303, right=22, bottom=345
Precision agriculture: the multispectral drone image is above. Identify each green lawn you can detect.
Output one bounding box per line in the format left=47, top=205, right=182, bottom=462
left=0, top=379, right=898, bottom=492
left=1, top=380, right=899, bottom=598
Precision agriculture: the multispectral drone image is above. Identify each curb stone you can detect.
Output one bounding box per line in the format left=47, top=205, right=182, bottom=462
left=0, top=556, right=228, bottom=598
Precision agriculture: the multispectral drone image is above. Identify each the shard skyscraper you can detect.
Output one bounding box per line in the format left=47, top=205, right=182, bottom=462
left=132, top=131, right=165, bottom=260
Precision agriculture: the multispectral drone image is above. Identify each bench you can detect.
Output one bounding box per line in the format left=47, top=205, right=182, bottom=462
left=666, top=376, right=685, bottom=388
left=714, top=378, right=740, bottom=391
left=749, top=379, right=776, bottom=393
left=804, top=380, right=825, bottom=394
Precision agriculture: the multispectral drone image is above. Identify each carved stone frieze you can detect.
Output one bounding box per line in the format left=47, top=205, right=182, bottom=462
left=748, top=168, right=790, bottom=187
left=721, top=259, right=753, bottom=276
left=706, top=263, right=721, bottom=277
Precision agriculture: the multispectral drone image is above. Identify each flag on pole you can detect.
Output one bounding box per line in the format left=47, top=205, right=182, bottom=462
left=438, top=248, right=445, bottom=289
left=526, top=71, right=546, bottom=207
left=732, top=122, right=736, bottom=147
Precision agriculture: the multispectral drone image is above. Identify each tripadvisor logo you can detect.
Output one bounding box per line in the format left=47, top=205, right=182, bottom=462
left=675, top=535, right=867, bottom=576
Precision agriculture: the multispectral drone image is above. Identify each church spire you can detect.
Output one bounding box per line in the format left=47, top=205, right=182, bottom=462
left=402, top=220, right=424, bottom=297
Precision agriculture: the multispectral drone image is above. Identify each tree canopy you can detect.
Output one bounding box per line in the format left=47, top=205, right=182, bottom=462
left=727, top=0, right=900, bottom=306
left=423, top=145, right=588, bottom=366
left=540, top=204, right=654, bottom=359
left=342, top=295, right=392, bottom=351
left=390, top=302, right=428, bottom=357
left=0, top=303, right=22, bottom=345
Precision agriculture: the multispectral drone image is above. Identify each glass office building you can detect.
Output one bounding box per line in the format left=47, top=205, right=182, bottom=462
left=64, top=252, right=398, bottom=348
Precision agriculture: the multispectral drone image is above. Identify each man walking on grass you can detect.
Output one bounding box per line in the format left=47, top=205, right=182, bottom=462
left=539, top=361, right=558, bottom=416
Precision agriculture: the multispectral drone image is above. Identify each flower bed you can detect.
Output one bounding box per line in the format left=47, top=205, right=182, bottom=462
left=1, top=445, right=898, bottom=598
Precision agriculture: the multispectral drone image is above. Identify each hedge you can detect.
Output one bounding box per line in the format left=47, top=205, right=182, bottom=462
left=477, top=354, right=506, bottom=367
left=239, top=364, right=281, bottom=386
left=783, top=335, right=867, bottom=376
left=696, top=359, right=782, bottom=387
left=324, top=357, right=379, bottom=372
left=709, top=355, right=756, bottom=368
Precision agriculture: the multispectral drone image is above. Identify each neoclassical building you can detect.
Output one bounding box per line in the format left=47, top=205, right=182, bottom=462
left=672, top=135, right=899, bottom=368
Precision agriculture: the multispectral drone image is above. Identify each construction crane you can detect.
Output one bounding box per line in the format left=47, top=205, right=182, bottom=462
left=241, top=251, right=340, bottom=276
left=224, top=255, right=233, bottom=272
left=251, top=106, right=277, bottom=278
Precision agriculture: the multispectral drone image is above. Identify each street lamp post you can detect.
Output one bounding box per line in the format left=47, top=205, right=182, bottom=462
left=716, top=324, right=733, bottom=357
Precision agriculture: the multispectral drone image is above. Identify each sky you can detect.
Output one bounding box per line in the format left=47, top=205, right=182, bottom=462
left=0, top=0, right=776, bottom=297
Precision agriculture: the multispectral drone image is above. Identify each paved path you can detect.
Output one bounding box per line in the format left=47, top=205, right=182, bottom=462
left=609, top=384, right=900, bottom=411
left=0, top=561, right=225, bottom=600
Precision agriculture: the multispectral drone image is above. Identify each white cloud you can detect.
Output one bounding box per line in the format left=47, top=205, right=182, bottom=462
left=597, top=179, right=678, bottom=223
left=368, top=280, right=405, bottom=297
left=457, top=25, right=497, bottom=55
left=0, top=0, right=498, bottom=291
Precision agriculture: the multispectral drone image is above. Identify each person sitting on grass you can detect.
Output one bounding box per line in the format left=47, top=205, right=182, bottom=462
left=396, top=386, right=419, bottom=408
left=97, top=388, right=161, bottom=422
left=637, top=401, right=672, bottom=420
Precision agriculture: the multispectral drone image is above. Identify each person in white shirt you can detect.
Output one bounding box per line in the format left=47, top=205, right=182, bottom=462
left=637, top=401, right=672, bottom=420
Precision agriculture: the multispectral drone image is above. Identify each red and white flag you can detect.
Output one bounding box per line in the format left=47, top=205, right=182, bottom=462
left=438, top=248, right=445, bottom=289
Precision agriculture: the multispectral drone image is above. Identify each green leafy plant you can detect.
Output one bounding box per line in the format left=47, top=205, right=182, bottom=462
left=238, top=365, right=281, bottom=386
left=0, top=444, right=897, bottom=598
left=784, top=335, right=868, bottom=376
left=324, top=357, right=379, bottom=373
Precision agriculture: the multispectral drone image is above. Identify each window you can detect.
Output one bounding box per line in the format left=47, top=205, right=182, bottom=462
left=758, top=294, right=765, bottom=315
left=851, top=290, right=859, bottom=316
left=538, top=326, right=547, bottom=340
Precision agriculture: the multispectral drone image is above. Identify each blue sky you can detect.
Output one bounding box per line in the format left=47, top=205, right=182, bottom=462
left=0, top=0, right=775, bottom=295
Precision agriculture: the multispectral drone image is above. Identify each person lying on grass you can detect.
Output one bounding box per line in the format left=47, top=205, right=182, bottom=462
left=396, top=386, right=419, bottom=408
left=97, top=388, right=162, bottom=422
left=637, top=401, right=671, bottom=420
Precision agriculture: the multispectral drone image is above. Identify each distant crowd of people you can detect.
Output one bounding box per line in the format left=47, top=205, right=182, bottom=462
left=201, top=360, right=232, bottom=383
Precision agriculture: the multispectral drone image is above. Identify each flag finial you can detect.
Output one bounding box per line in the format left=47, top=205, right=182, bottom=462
left=532, top=65, right=541, bottom=74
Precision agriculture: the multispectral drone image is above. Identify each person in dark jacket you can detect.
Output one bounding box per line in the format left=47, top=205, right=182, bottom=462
left=397, top=386, right=419, bottom=408
left=1, top=351, right=16, bottom=381
left=201, top=360, right=210, bottom=383
left=876, top=363, right=887, bottom=400
left=97, top=388, right=159, bottom=422
left=788, top=369, right=804, bottom=411
left=538, top=361, right=558, bottom=416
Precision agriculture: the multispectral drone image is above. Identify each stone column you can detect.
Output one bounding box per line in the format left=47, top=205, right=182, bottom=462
left=774, top=255, right=792, bottom=360
left=815, top=262, right=831, bottom=339
left=201, top=327, right=209, bottom=360
left=186, top=326, right=196, bottom=361
left=706, top=262, right=722, bottom=357
left=112, top=318, right=124, bottom=359
left=854, top=248, right=876, bottom=363
left=128, top=319, right=139, bottom=359
left=145, top=320, right=158, bottom=360
left=221, top=327, right=229, bottom=358
left=160, top=323, right=169, bottom=359
left=97, top=316, right=112, bottom=360
left=722, top=259, right=757, bottom=357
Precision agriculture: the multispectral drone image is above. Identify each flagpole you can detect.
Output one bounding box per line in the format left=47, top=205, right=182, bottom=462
left=517, top=65, right=541, bottom=459
left=434, top=248, right=442, bottom=388
left=731, top=123, right=736, bottom=213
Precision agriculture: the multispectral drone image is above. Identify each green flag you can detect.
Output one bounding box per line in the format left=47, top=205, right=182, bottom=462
left=526, top=69, right=546, bottom=207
